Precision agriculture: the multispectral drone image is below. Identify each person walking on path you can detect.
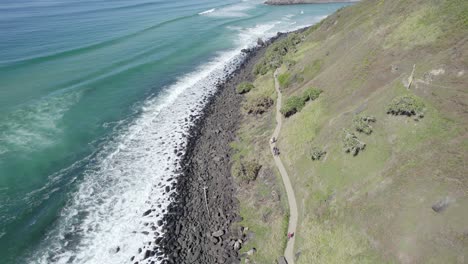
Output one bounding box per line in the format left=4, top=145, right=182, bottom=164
left=270, top=69, right=298, bottom=264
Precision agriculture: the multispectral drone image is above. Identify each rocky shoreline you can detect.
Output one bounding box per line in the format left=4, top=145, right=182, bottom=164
left=151, top=35, right=288, bottom=264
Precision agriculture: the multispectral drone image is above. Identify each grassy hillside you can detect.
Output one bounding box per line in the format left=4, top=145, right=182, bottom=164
left=232, top=0, right=468, bottom=263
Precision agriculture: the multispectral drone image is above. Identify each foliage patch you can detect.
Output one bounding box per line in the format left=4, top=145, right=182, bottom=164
left=387, top=95, right=425, bottom=119
left=254, top=33, right=303, bottom=75
left=280, top=96, right=305, bottom=117
left=310, top=147, right=327, bottom=161
left=353, top=115, right=376, bottom=135
left=280, top=88, right=322, bottom=117
left=237, top=82, right=255, bottom=94
left=244, top=95, right=274, bottom=115
left=232, top=160, right=262, bottom=183
left=302, top=87, right=323, bottom=102
left=342, top=129, right=366, bottom=156
left=278, top=72, right=304, bottom=89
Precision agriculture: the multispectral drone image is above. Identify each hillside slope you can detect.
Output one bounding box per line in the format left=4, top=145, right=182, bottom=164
left=232, top=0, right=467, bottom=263
left=265, top=0, right=359, bottom=5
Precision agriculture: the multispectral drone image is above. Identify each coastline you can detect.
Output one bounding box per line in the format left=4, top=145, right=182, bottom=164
left=155, top=33, right=290, bottom=263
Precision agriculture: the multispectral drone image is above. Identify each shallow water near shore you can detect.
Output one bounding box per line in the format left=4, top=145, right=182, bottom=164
left=0, top=0, right=350, bottom=263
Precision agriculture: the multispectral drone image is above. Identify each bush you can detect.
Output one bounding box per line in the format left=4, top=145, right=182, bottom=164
left=311, top=147, right=326, bottom=161
left=278, top=72, right=291, bottom=88
left=342, top=129, right=366, bottom=156
left=387, top=95, right=425, bottom=119
left=278, top=72, right=304, bottom=90
left=253, top=33, right=304, bottom=75
left=302, top=87, right=322, bottom=102
left=237, top=82, right=255, bottom=94
left=280, top=96, right=305, bottom=117
left=244, top=95, right=274, bottom=115
left=253, top=61, right=270, bottom=75
left=284, top=59, right=296, bottom=69
left=353, top=115, right=376, bottom=135
left=280, top=88, right=321, bottom=117
left=232, top=160, right=262, bottom=183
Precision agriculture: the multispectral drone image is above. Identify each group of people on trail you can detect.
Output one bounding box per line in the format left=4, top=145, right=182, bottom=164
left=271, top=137, right=280, bottom=156
left=273, top=146, right=280, bottom=156
left=287, top=232, right=294, bottom=240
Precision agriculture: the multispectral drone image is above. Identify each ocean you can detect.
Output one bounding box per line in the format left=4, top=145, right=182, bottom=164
left=0, top=0, right=350, bottom=263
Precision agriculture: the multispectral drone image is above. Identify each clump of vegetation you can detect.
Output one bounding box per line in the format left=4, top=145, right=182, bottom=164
left=244, top=95, right=274, bottom=115
left=342, top=129, right=366, bottom=156
left=353, top=115, right=376, bottom=135
left=280, top=96, right=305, bottom=117
left=237, top=82, right=255, bottom=94
left=280, top=88, right=323, bottom=117
left=232, top=160, right=262, bottom=183
left=387, top=95, right=425, bottom=119
left=284, top=59, right=296, bottom=69
left=311, top=147, right=327, bottom=161
left=278, top=72, right=291, bottom=88
left=302, top=87, right=322, bottom=102
left=253, top=33, right=303, bottom=75
left=278, top=72, right=304, bottom=90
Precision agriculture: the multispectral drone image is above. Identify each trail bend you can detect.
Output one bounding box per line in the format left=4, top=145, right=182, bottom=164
left=271, top=69, right=299, bottom=264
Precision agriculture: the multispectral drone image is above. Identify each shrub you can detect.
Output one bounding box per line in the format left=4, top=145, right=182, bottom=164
left=253, top=33, right=303, bottom=75
left=232, top=160, right=262, bottom=183
left=353, top=115, right=376, bottom=135
left=244, top=95, right=274, bottom=115
left=288, top=33, right=302, bottom=45
left=311, top=147, right=326, bottom=161
left=278, top=72, right=291, bottom=88
left=342, top=129, right=366, bottom=156
left=236, top=82, right=255, bottom=94
left=284, top=59, right=296, bottom=69
left=280, top=96, right=305, bottom=117
left=302, top=87, right=322, bottom=102
left=253, top=61, right=269, bottom=75
left=387, top=95, right=425, bottom=119
left=278, top=72, right=304, bottom=90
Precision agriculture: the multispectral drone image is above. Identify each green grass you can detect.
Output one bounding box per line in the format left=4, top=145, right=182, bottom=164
left=302, top=87, right=322, bottom=102
left=278, top=72, right=291, bottom=88
left=280, top=98, right=325, bottom=154
left=253, top=33, right=304, bottom=75
left=236, top=82, right=255, bottom=94
left=280, top=96, right=305, bottom=117
left=238, top=197, right=288, bottom=263
left=231, top=68, right=289, bottom=263
left=302, top=59, right=323, bottom=80
left=235, top=0, right=468, bottom=262
left=297, top=220, right=383, bottom=264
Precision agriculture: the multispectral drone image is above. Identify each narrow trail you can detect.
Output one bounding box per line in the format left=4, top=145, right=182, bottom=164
left=271, top=69, right=299, bottom=264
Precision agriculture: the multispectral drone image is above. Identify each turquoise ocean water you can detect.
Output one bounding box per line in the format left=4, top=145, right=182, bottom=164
left=0, top=1, right=350, bottom=263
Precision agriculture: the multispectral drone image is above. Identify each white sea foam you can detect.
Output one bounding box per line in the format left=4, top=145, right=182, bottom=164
left=198, top=8, right=215, bottom=15
left=0, top=91, right=82, bottom=155
left=205, top=2, right=255, bottom=17
left=30, top=55, right=242, bottom=264
left=26, top=10, right=331, bottom=264
left=283, top=14, right=295, bottom=20
left=26, top=18, right=287, bottom=264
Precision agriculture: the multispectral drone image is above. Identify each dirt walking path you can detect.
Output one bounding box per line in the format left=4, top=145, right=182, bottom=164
left=271, top=69, right=298, bottom=264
